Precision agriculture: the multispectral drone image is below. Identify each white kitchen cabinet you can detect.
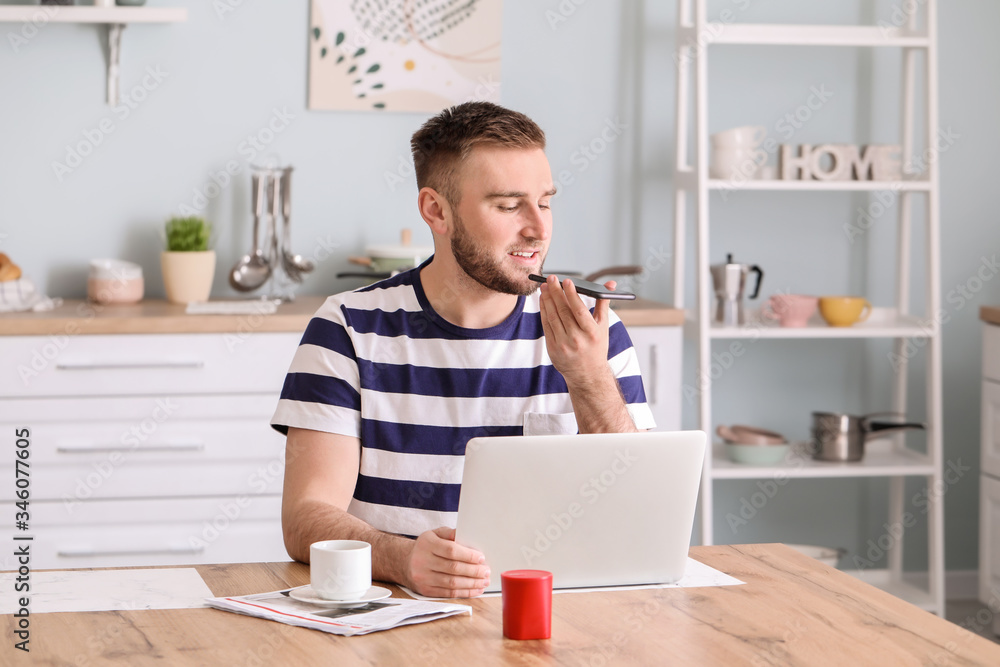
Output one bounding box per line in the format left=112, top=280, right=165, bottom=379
left=20, top=497, right=288, bottom=571
left=980, top=321, right=1000, bottom=634
left=628, top=325, right=682, bottom=431
left=984, top=323, right=1000, bottom=383
left=982, top=379, right=1000, bottom=480
left=0, top=331, right=299, bottom=570
left=979, top=476, right=1000, bottom=637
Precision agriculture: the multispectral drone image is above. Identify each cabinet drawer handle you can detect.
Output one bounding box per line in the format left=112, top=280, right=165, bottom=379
left=648, top=343, right=658, bottom=404
left=57, top=545, right=206, bottom=558
left=55, top=361, right=205, bottom=371
left=57, top=442, right=206, bottom=454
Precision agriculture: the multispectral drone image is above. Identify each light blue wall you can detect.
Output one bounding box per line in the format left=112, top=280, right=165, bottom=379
left=2, top=0, right=997, bottom=574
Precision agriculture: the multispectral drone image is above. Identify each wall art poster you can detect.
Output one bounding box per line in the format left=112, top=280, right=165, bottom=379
left=309, top=0, right=503, bottom=112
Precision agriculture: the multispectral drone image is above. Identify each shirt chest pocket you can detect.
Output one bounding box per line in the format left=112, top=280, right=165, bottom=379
left=522, top=411, right=579, bottom=436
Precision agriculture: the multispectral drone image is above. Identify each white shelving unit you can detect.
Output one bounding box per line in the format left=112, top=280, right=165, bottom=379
left=0, top=5, right=188, bottom=105
left=672, top=1, right=945, bottom=615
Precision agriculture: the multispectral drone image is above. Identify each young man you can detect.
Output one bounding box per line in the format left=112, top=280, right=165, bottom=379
left=272, top=102, right=653, bottom=598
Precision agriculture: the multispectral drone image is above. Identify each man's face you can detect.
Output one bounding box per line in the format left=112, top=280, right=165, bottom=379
left=447, top=146, right=554, bottom=296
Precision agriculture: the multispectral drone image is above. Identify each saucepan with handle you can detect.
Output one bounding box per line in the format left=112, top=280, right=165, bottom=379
left=810, top=411, right=925, bottom=462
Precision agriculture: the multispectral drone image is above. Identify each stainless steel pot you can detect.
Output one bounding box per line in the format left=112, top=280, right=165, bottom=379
left=810, top=411, right=925, bottom=462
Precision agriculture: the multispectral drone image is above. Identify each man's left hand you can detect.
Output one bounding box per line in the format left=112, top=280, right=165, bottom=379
left=538, top=274, right=613, bottom=385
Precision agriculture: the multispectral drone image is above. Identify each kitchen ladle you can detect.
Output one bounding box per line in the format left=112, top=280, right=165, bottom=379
left=229, top=172, right=272, bottom=291
left=279, top=167, right=314, bottom=280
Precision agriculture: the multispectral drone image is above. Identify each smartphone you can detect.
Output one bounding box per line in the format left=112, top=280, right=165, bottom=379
left=529, top=274, right=636, bottom=300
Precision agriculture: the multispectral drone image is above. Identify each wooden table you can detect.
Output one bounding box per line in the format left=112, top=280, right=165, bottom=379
left=5, top=544, right=999, bottom=665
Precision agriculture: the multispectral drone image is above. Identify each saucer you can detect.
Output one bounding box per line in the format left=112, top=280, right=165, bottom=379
left=288, top=585, right=391, bottom=608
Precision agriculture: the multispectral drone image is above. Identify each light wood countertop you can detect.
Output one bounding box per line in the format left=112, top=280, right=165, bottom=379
left=982, top=306, right=1000, bottom=326
left=5, top=544, right=998, bottom=665
left=610, top=297, right=684, bottom=326
left=0, top=297, right=682, bottom=336
left=0, top=298, right=323, bottom=336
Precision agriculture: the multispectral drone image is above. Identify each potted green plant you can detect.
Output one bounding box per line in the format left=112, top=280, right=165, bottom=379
left=161, top=216, right=215, bottom=304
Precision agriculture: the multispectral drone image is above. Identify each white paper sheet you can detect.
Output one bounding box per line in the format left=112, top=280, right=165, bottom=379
left=400, top=557, right=745, bottom=601
left=0, top=568, right=214, bottom=614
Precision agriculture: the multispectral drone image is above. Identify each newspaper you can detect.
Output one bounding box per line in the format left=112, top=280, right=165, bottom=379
left=206, top=587, right=471, bottom=636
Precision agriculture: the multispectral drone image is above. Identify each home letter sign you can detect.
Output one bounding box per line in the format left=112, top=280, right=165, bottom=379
left=780, top=144, right=903, bottom=181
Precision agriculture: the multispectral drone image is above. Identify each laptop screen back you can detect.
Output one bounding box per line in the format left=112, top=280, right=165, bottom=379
left=455, top=430, right=705, bottom=592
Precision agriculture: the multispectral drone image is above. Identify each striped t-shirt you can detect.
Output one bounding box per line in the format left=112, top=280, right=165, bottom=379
left=271, top=263, right=654, bottom=537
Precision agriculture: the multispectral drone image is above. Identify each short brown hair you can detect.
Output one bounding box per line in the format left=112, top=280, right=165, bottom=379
left=410, top=101, right=546, bottom=206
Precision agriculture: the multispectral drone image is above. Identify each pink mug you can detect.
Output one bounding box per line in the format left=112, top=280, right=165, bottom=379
left=763, top=294, right=818, bottom=327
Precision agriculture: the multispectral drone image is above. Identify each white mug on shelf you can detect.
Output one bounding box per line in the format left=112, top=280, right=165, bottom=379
left=710, top=126, right=767, bottom=149
left=710, top=146, right=767, bottom=180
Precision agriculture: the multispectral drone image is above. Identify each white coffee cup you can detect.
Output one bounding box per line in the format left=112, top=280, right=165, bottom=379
left=710, top=146, right=767, bottom=180
left=310, top=540, right=372, bottom=601
left=711, top=125, right=767, bottom=149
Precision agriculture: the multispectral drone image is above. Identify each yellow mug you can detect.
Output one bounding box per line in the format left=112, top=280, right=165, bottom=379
left=819, top=297, right=872, bottom=327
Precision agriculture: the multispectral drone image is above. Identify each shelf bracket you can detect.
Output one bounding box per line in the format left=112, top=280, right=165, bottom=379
left=105, top=23, right=125, bottom=107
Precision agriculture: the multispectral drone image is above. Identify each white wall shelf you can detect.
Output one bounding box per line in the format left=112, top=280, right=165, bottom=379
left=711, top=443, right=934, bottom=480
left=672, top=0, right=945, bottom=616
left=699, top=309, right=935, bottom=340
left=707, top=179, right=932, bottom=192
left=0, top=6, right=188, bottom=105
left=0, top=6, right=187, bottom=23
left=687, top=24, right=930, bottom=48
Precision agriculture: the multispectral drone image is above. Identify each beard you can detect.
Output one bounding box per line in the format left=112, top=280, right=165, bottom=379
left=450, top=212, right=544, bottom=296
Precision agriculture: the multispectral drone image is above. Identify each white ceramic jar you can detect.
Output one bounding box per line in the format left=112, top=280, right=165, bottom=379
left=88, top=259, right=144, bottom=304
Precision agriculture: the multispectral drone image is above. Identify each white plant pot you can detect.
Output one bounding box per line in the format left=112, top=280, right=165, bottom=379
left=161, top=250, right=216, bottom=304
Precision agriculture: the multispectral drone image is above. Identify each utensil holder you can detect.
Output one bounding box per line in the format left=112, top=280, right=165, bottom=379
left=254, top=165, right=298, bottom=302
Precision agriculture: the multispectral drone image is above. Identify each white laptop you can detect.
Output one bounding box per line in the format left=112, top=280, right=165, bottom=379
left=455, top=430, right=705, bottom=592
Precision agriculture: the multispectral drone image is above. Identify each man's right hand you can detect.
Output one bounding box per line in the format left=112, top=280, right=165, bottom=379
left=404, top=527, right=490, bottom=598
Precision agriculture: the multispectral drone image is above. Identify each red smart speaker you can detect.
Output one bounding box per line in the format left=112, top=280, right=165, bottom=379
left=501, top=570, right=553, bottom=640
